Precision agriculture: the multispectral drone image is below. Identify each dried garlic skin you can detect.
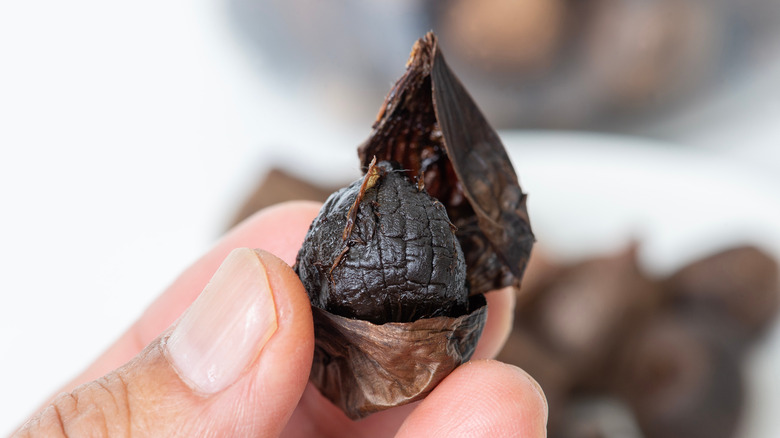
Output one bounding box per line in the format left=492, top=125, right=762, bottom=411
left=295, top=160, right=468, bottom=325
left=309, top=297, right=486, bottom=419
left=358, top=33, right=534, bottom=296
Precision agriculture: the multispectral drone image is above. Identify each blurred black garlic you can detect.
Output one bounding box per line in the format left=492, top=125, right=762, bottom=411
left=294, top=32, right=534, bottom=419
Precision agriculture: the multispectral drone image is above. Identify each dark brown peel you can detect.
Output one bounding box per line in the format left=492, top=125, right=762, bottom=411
left=342, top=156, right=382, bottom=243
left=358, top=32, right=534, bottom=295
left=310, top=295, right=487, bottom=419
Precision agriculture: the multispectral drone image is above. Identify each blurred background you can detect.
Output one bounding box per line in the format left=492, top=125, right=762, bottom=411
left=2, top=0, right=780, bottom=436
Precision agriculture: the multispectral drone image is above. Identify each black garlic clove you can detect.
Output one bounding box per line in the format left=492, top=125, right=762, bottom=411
left=296, top=159, right=469, bottom=325
left=294, top=32, right=531, bottom=419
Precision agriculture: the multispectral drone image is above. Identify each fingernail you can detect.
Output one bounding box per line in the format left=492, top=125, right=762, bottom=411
left=166, top=248, right=278, bottom=394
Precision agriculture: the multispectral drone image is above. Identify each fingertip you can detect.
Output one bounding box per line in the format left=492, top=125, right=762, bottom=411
left=397, top=360, right=548, bottom=438
left=230, top=249, right=314, bottom=434
left=141, top=200, right=321, bottom=357
left=472, top=287, right=516, bottom=360
left=56, top=201, right=323, bottom=402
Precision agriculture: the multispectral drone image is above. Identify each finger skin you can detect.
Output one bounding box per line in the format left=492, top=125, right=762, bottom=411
left=472, top=286, right=516, bottom=360
left=16, top=251, right=314, bottom=438
left=395, top=360, right=548, bottom=438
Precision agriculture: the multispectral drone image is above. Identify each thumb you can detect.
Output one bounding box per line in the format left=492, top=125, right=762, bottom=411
left=16, top=248, right=314, bottom=437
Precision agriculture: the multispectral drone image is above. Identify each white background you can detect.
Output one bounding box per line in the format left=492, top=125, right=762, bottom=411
left=2, top=1, right=780, bottom=436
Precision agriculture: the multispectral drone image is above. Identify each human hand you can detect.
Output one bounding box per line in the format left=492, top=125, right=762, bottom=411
left=13, top=201, right=547, bottom=437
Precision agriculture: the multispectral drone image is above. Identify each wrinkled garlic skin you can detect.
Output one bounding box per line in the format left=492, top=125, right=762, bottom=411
left=295, top=161, right=468, bottom=324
